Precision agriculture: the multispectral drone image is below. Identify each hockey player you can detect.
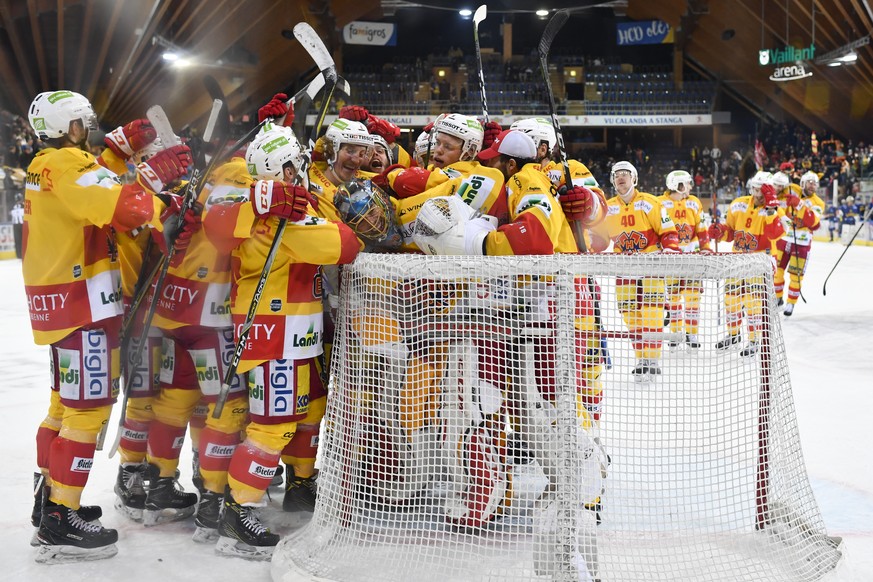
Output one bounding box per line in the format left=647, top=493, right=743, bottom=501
left=773, top=171, right=824, bottom=316
left=509, top=117, right=556, bottom=168
left=708, top=171, right=787, bottom=356
left=658, top=170, right=711, bottom=349
left=412, top=130, right=432, bottom=167
left=588, top=161, right=679, bottom=381
left=336, top=104, right=413, bottom=169
left=201, top=123, right=361, bottom=559
left=24, top=90, right=192, bottom=562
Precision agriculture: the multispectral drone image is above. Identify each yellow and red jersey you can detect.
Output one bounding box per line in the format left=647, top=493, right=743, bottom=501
left=202, top=158, right=362, bottom=373
left=591, top=189, right=678, bottom=253
left=777, top=186, right=824, bottom=247
left=542, top=159, right=607, bottom=230
left=719, top=195, right=786, bottom=253
left=485, top=163, right=576, bottom=255
left=657, top=193, right=709, bottom=252
left=393, top=163, right=506, bottom=252
left=22, top=146, right=165, bottom=345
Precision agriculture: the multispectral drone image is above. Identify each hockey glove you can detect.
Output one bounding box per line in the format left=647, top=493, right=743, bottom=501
left=105, top=119, right=157, bottom=161
left=481, top=121, right=502, bottom=150
left=257, top=93, right=293, bottom=125
left=339, top=105, right=369, bottom=122
left=366, top=114, right=401, bottom=144
left=137, top=144, right=193, bottom=193
left=761, top=184, right=779, bottom=208
left=251, top=180, right=313, bottom=222
left=558, top=185, right=596, bottom=221
left=786, top=191, right=801, bottom=209
left=708, top=222, right=726, bottom=242
left=152, top=195, right=203, bottom=265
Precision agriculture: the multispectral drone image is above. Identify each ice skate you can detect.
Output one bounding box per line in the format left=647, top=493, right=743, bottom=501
left=35, top=503, right=118, bottom=564
left=740, top=340, right=759, bottom=357
left=685, top=334, right=701, bottom=349
left=216, top=491, right=279, bottom=560
left=783, top=303, right=795, bottom=316
left=142, top=464, right=197, bottom=526
left=113, top=463, right=147, bottom=522
left=631, top=359, right=661, bottom=382
left=192, top=490, right=223, bottom=543
left=282, top=467, right=317, bottom=512
left=715, top=333, right=741, bottom=350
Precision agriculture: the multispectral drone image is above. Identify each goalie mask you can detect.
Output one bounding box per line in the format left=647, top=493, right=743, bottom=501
left=334, top=178, right=401, bottom=250
left=28, top=90, right=97, bottom=141
left=245, top=123, right=309, bottom=187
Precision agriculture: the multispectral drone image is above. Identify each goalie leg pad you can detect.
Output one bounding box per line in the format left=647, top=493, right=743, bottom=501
left=444, top=424, right=509, bottom=528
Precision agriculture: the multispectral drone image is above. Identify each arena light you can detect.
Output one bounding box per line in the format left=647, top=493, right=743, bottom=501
left=459, top=9, right=472, bottom=17
left=536, top=9, right=549, bottom=17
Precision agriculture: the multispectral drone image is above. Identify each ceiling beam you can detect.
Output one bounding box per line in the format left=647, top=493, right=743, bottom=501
left=73, top=0, right=92, bottom=90
left=0, top=1, right=39, bottom=98
left=26, top=0, right=49, bottom=89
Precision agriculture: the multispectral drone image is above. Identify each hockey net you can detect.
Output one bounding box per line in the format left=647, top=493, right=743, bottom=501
left=272, top=252, right=841, bottom=582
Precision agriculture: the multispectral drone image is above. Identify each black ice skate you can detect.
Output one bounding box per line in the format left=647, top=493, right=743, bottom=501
left=685, top=334, right=701, bottom=349
left=270, top=463, right=285, bottom=488
left=631, top=359, right=661, bottom=382
left=32, top=472, right=102, bottom=546
left=783, top=303, right=795, bottom=316
left=35, top=502, right=118, bottom=564
left=191, top=451, right=205, bottom=495
left=715, top=333, right=741, bottom=350
left=740, top=340, right=759, bottom=357
left=142, top=464, right=197, bottom=526
left=282, top=467, right=317, bottom=512
left=192, top=490, right=223, bottom=543
left=114, top=463, right=147, bottom=522
left=216, top=490, right=279, bottom=560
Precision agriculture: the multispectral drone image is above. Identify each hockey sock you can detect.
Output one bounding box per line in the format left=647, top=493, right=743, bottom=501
left=198, top=427, right=239, bottom=493
left=146, top=421, right=187, bottom=478
left=119, top=419, right=150, bottom=464
left=281, top=424, right=320, bottom=479
left=228, top=440, right=281, bottom=505
left=36, top=422, right=60, bottom=474
left=48, top=436, right=96, bottom=510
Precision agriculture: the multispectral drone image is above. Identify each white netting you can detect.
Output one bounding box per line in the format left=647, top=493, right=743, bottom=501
left=272, top=253, right=841, bottom=582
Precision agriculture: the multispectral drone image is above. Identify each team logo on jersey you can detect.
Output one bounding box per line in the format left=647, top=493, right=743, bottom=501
left=733, top=231, right=758, bottom=252
left=197, top=267, right=208, bottom=279
left=270, top=298, right=282, bottom=312
left=614, top=231, right=649, bottom=252
left=516, top=194, right=553, bottom=218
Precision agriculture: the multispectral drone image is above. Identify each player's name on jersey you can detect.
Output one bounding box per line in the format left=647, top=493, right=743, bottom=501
left=306, top=114, right=716, bottom=128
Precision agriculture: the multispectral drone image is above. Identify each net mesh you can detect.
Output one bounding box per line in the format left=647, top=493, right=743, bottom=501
left=272, top=252, right=841, bottom=582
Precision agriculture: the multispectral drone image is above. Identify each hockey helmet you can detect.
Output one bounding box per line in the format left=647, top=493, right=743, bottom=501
left=246, top=123, right=309, bottom=186
left=610, top=161, right=638, bottom=188
left=746, top=170, right=773, bottom=193
left=413, top=130, right=432, bottom=167
left=324, top=119, right=375, bottom=166
left=799, top=171, right=819, bottom=190
left=772, top=171, right=790, bottom=191
left=509, top=117, right=557, bottom=153
left=432, top=113, right=483, bottom=161
left=28, top=90, right=97, bottom=140
left=665, top=170, right=693, bottom=193
left=370, top=134, right=394, bottom=166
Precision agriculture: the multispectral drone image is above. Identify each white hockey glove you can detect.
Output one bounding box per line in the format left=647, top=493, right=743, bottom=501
left=412, top=195, right=496, bottom=255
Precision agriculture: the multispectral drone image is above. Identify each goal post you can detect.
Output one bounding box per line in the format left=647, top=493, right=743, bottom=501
left=272, top=252, right=841, bottom=582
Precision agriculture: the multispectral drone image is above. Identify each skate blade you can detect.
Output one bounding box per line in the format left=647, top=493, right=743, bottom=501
left=114, top=497, right=143, bottom=522
left=192, top=526, right=219, bottom=543
left=34, top=542, right=118, bottom=564
left=143, top=505, right=196, bottom=527
left=30, top=529, right=40, bottom=547
left=215, top=536, right=275, bottom=561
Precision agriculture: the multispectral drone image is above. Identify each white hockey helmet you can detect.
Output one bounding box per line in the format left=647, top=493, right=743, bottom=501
left=28, top=90, right=97, bottom=140
left=665, top=170, right=693, bottom=192
left=324, top=119, right=375, bottom=165
left=414, top=130, right=432, bottom=166
left=246, top=123, right=309, bottom=186
left=610, top=160, right=638, bottom=188
left=846, top=195, right=855, bottom=204
left=746, top=170, right=773, bottom=193
left=432, top=113, right=483, bottom=161
left=799, top=171, right=819, bottom=190
left=509, top=117, right=556, bottom=153
left=370, top=134, right=394, bottom=166
left=772, top=171, right=790, bottom=190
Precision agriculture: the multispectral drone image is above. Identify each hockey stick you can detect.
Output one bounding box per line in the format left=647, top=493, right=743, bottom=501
left=212, top=21, right=337, bottom=419
left=106, top=100, right=229, bottom=457
left=537, top=9, right=586, bottom=254
left=822, top=202, right=873, bottom=295
left=472, top=5, right=489, bottom=123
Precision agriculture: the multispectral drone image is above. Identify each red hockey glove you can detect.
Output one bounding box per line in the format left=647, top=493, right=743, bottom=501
left=105, top=119, right=157, bottom=161
left=423, top=121, right=435, bottom=133
left=391, top=166, right=431, bottom=199
left=366, top=114, right=401, bottom=144
left=659, top=231, right=680, bottom=252
left=339, top=105, right=369, bottom=122
left=786, top=191, right=801, bottom=209
left=138, top=144, right=193, bottom=193
left=761, top=184, right=779, bottom=208
left=250, top=180, right=313, bottom=222
left=481, top=121, right=502, bottom=150
left=258, top=93, right=294, bottom=126
left=152, top=196, right=203, bottom=263
left=558, top=185, right=595, bottom=222
left=708, top=222, right=726, bottom=241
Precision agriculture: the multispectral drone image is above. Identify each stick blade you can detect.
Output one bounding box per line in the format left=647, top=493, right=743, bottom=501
left=202, top=75, right=225, bottom=103
left=293, top=22, right=334, bottom=71
left=473, top=4, right=487, bottom=24
left=539, top=9, right=569, bottom=56
left=146, top=105, right=178, bottom=147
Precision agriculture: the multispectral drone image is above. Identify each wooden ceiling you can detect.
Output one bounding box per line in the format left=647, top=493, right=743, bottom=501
left=629, top=0, right=873, bottom=141
left=0, top=0, right=871, bottom=141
